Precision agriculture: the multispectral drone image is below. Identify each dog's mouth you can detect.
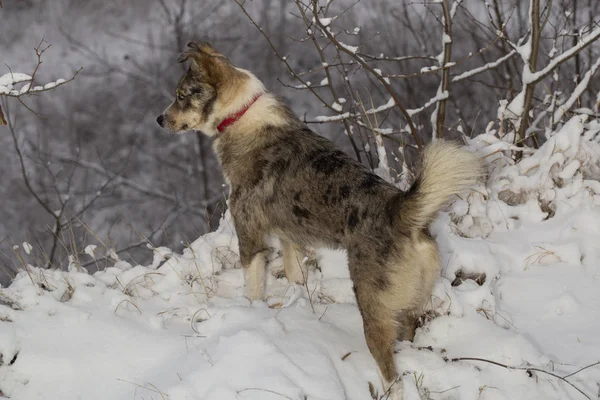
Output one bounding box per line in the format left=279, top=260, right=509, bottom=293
left=156, top=115, right=182, bottom=134
left=156, top=114, right=204, bottom=135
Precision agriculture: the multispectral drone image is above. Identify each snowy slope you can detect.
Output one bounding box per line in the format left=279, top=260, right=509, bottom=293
left=1, top=116, right=600, bottom=400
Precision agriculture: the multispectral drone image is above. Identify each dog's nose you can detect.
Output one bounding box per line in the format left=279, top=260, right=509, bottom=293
left=156, top=115, right=164, bottom=127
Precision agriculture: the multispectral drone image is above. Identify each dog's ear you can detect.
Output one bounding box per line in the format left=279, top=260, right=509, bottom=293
left=187, top=41, right=223, bottom=58
left=178, top=42, right=230, bottom=86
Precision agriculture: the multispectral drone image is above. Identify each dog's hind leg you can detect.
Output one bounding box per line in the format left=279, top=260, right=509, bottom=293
left=396, top=310, right=419, bottom=342
left=281, top=239, right=307, bottom=285
left=391, top=235, right=440, bottom=342
left=352, top=278, right=403, bottom=399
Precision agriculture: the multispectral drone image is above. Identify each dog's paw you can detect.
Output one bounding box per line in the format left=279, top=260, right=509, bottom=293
left=382, top=378, right=404, bottom=400
left=245, top=288, right=265, bottom=302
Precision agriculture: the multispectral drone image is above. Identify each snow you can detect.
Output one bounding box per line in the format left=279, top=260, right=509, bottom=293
left=21, top=243, right=32, bottom=256
left=337, top=42, right=358, bottom=54
left=523, top=26, right=600, bottom=85
left=0, top=70, right=74, bottom=96
left=553, top=56, right=600, bottom=123
left=0, top=73, right=32, bottom=87
left=317, top=17, right=332, bottom=27
left=314, top=97, right=394, bottom=123
left=2, top=117, right=600, bottom=399
left=0, top=73, right=32, bottom=95
left=407, top=91, right=448, bottom=117
left=452, top=50, right=517, bottom=83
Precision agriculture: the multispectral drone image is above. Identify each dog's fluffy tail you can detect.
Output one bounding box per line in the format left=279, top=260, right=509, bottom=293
left=403, top=140, right=483, bottom=232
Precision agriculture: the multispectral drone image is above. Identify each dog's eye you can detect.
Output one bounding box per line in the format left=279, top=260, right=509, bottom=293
left=177, top=93, right=186, bottom=101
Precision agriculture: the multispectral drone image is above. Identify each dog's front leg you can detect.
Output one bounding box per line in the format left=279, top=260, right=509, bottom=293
left=231, top=203, right=268, bottom=300
left=281, top=239, right=307, bottom=285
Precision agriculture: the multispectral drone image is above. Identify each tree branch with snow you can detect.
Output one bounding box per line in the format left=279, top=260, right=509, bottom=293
left=431, top=0, right=461, bottom=139
left=309, top=0, right=423, bottom=150
left=0, top=39, right=82, bottom=125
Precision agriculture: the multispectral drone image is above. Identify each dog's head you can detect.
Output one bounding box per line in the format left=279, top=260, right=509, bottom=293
left=156, top=41, right=256, bottom=136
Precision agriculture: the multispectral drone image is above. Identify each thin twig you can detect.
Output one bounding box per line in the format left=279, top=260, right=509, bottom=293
left=451, top=357, right=594, bottom=399
left=236, top=387, right=295, bottom=400
left=563, top=361, right=600, bottom=379
left=309, top=0, right=422, bottom=149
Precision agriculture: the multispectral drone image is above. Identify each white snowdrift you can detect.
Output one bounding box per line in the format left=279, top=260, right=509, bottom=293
left=1, top=116, right=600, bottom=399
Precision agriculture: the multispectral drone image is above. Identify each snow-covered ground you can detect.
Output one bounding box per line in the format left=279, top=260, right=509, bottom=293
left=1, top=115, right=600, bottom=400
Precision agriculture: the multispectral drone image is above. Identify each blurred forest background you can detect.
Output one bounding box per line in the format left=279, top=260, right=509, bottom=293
left=1, top=0, right=599, bottom=285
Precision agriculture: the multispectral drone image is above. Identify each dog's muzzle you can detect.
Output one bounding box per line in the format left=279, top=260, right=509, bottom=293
left=156, top=115, right=164, bottom=127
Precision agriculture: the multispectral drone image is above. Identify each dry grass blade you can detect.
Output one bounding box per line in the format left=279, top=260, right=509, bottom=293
left=236, top=387, right=297, bottom=400
left=113, top=299, right=142, bottom=315
left=190, top=308, right=211, bottom=334
left=117, top=379, right=169, bottom=400
left=0, top=104, right=6, bottom=125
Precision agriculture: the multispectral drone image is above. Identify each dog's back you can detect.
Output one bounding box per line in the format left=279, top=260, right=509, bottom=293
left=217, top=118, right=403, bottom=249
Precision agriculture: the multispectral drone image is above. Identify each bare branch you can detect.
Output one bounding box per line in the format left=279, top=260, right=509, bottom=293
left=552, top=56, right=600, bottom=124
left=1, top=40, right=82, bottom=99
left=452, top=50, right=517, bottom=82
left=294, top=0, right=364, bottom=162
left=527, top=25, right=600, bottom=85
left=385, top=32, right=506, bottom=80
left=5, top=104, right=56, bottom=218
left=451, top=357, right=595, bottom=400
left=309, top=0, right=422, bottom=149
left=357, top=53, right=438, bottom=62
left=431, top=0, right=459, bottom=138
left=54, top=155, right=216, bottom=218
left=517, top=0, right=543, bottom=141
left=232, top=0, right=335, bottom=113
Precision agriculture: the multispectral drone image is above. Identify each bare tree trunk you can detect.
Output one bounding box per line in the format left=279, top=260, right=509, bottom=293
left=492, top=0, right=518, bottom=100
left=572, top=0, right=580, bottom=86
left=433, top=0, right=454, bottom=139
left=517, top=0, right=542, bottom=142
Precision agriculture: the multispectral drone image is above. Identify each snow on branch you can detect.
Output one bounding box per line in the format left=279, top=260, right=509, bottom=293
left=452, top=50, right=517, bottom=82
left=525, top=25, right=600, bottom=85
left=0, top=73, right=76, bottom=97
left=408, top=91, right=449, bottom=117
left=431, top=0, right=460, bottom=139
left=357, top=53, right=438, bottom=63
left=0, top=39, right=82, bottom=125
left=309, top=0, right=422, bottom=149
left=312, top=98, right=395, bottom=123
left=553, top=56, right=600, bottom=124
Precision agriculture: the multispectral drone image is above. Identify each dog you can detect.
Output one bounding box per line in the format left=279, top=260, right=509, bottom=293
left=157, top=41, right=482, bottom=399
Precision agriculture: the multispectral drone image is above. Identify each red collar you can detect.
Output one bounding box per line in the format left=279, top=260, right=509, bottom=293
left=216, top=93, right=263, bottom=134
